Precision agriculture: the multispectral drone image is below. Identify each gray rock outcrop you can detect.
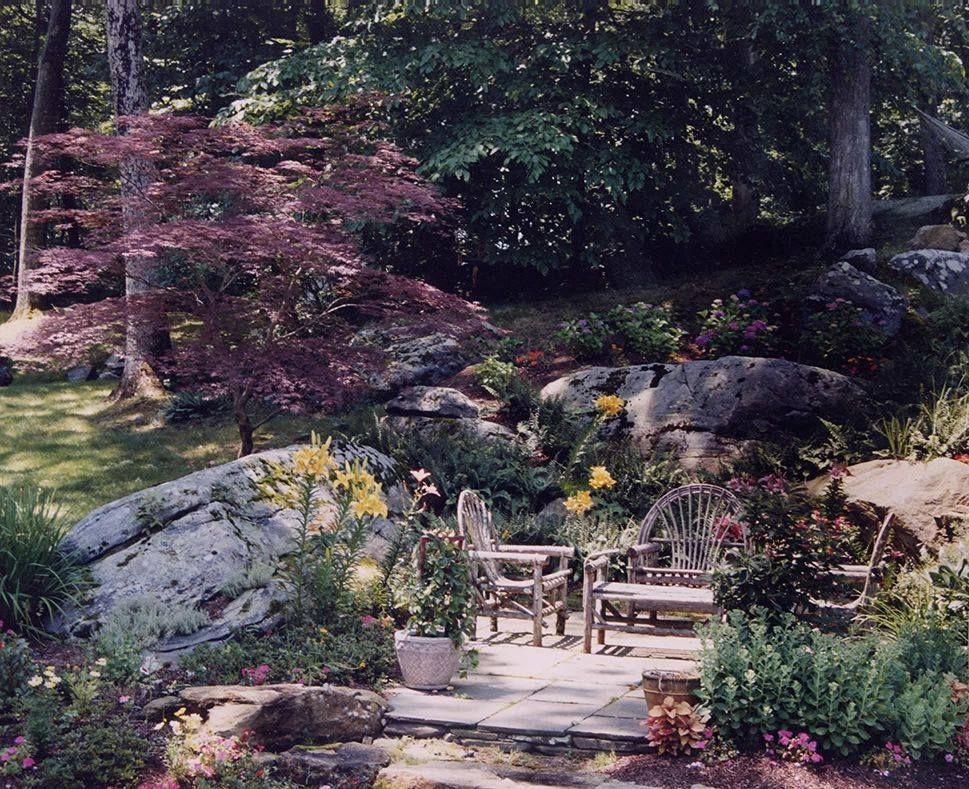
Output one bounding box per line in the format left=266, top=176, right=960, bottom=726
left=887, top=249, right=969, bottom=297
left=541, top=357, right=864, bottom=469
left=52, top=443, right=400, bottom=649
left=808, top=262, right=908, bottom=335
left=386, top=386, right=480, bottom=419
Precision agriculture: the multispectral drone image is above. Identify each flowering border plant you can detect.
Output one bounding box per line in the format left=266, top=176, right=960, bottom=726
left=695, top=290, right=777, bottom=357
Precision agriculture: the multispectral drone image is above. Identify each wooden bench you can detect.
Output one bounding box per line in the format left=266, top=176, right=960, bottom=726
left=582, top=484, right=742, bottom=652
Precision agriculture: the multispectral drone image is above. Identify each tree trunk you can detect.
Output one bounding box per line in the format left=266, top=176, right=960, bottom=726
left=825, top=11, right=872, bottom=249
left=305, top=0, right=333, bottom=44
left=920, top=118, right=947, bottom=195
left=235, top=400, right=255, bottom=458
left=10, top=0, right=72, bottom=321
left=106, top=0, right=165, bottom=399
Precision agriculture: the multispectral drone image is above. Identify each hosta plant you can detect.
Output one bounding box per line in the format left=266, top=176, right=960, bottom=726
left=645, top=696, right=711, bottom=756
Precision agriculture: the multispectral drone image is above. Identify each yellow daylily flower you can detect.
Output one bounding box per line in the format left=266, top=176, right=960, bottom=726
left=588, top=466, right=616, bottom=490
left=594, top=394, right=625, bottom=418
left=564, top=490, right=594, bottom=515
left=292, top=433, right=335, bottom=480
left=350, top=490, right=389, bottom=519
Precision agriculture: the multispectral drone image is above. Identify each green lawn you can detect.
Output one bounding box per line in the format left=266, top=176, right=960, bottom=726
left=0, top=379, right=320, bottom=522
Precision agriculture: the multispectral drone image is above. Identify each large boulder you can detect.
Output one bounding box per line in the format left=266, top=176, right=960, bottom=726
left=807, top=458, right=969, bottom=548
left=356, top=325, right=488, bottom=394
left=540, top=357, right=864, bottom=469
left=178, top=684, right=387, bottom=751
left=51, top=443, right=401, bottom=649
left=887, top=249, right=969, bottom=297
left=908, top=224, right=965, bottom=252
left=386, top=386, right=480, bottom=419
left=808, top=262, right=908, bottom=335
left=873, top=195, right=958, bottom=228
left=839, top=248, right=877, bottom=273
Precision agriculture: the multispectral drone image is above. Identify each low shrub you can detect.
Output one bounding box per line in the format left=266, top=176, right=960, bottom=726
left=379, top=424, right=557, bottom=516
left=558, top=313, right=611, bottom=359
left=472, top=355, right=535, bottom=420
left=605, top=302, right=684, bottom=361
left=712, top=476, right=847, bottom=615
left=163, top=390, right=231, bottom=422
left=180, top=616, right=397, bottom=688
left=697, top=611, right=965, bottom=759
left=13, top=661, right=150, bottom=787
left=557, top=302, right=684, bottom=362
left=0, top=622, right=33, bottom=709
left=0, top=484, right=87, bottom=631
left=800, top=298, right=887, bottom=372
left=695, top=290, right=777, bottom=357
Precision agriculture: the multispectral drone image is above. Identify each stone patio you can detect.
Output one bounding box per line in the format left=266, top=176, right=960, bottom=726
left=384, top=616, right=700, bottom=754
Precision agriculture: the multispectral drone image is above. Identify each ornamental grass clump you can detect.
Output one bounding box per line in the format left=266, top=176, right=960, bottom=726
left=0, top=484, right=87, bottom=632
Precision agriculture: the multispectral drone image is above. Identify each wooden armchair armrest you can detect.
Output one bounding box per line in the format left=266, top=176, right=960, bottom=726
left=541, top=569, right=573, bottom=586
left=627, top=542, right=662, bottom=558
left=501, top=544, right=575, bottom=558
left=584, top=548, right=622, bottom=572
left=469, top=550, right=545, bottom=565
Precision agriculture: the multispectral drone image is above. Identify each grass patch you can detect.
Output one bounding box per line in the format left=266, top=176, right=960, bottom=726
left=0, top=378, right=320, bottom=521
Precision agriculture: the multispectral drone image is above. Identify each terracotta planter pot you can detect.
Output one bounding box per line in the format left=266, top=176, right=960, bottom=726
left=642, top=669, right=700, bottom=710
left=395, top=630, right=461, bottom=690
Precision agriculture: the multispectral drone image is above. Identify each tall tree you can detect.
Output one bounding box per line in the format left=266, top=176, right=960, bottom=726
left=826, top=8, right=872, bottom=248
left=105, top=0, right=164, bottom=398
left=10, top=0, right=72, bottom=320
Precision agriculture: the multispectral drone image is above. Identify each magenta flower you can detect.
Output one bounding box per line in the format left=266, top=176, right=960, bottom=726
left=22, top=757, right=36, bottom=769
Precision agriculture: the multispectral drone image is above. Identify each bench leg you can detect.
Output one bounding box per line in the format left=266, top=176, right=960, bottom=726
left=532, top=564, right=544, bottom=647
left=582, top=573, right=593, bottom=653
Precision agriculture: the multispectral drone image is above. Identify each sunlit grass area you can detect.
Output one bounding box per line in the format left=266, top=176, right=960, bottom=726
left=0, top=378, right=322, bottom=522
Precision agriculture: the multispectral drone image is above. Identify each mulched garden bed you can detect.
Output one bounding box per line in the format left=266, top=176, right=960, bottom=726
left=607, top=753, right=966, bottom=788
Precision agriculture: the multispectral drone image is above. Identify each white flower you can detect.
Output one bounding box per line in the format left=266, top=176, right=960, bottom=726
left=89, top=670, right=101, bottom=679
left=95, top=657, right=108, bottom=667
left=27, top=676, right=43, bottom=687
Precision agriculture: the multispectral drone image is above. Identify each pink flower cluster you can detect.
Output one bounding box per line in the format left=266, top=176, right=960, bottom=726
left=883, top=742, right=911, bottom=766
left=240, top=663, right=270, bottom=686
left=764, top=730, right=823, bottom=765
left=0, top=736, right=35, bottom=772
left=726, top=473, right=788, bottom=495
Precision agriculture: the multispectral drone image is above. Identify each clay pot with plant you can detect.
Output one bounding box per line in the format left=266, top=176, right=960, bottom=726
left=395, top=532, right=477, bottom=690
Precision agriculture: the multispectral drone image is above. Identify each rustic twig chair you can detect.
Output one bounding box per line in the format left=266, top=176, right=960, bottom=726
left=457, top=490, right=574, bottom=646
left=583, top=484, right=743, bottom=652
left=814, top=512, right=895, bottom=611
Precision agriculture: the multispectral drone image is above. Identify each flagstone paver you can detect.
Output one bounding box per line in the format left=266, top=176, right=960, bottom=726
left=569, top=715, right=647, bottom=740
left=383, top=614, right=702, bottom=752
left=528, top=680, right=632, bottom=707
left=597, top=691, right=649, bottom=719
left=385, top=692, right=508, bottom=727
left=479, top=699, right=606, bottom=736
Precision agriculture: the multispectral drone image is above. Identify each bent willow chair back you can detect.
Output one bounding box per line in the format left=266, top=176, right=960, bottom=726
left=636, top=483, right=744, bottom=575
left=457, top=489, right=503, bottom=583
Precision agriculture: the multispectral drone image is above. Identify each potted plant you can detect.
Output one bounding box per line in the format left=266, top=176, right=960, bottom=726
left=395, top=532, right=477, bottom=690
